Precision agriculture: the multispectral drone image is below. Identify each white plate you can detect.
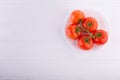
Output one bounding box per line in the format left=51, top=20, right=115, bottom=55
left=63, top=9, right=109, bottom=53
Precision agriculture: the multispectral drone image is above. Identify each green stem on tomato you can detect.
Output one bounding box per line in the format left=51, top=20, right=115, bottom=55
left=78, top=20, right=95, bottom=39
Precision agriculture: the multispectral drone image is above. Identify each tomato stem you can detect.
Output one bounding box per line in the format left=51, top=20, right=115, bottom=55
left=87, top=22, right=92, bottom=27
left=78, top=20, right=95, bottom=39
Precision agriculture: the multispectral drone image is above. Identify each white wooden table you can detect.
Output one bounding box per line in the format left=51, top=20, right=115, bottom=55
left=0, top=0, right=119, bottom=80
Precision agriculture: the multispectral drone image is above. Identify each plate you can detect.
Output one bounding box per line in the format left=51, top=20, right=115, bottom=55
left=63, top=9, right=109, bottom=53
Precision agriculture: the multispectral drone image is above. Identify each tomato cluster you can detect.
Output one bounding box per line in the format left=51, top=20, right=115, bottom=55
left=66, top=10, right=108, bottom=50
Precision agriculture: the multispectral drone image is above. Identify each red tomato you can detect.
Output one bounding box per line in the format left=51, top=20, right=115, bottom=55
left=83, top=17, right=98, bottom=32
left=78, top=36, right=94, bottom=50
left=66, top=24, right=81, bottom=40
left=70, top=10, right=85, bottom=24
left=93, top=30, right=108, bottom=44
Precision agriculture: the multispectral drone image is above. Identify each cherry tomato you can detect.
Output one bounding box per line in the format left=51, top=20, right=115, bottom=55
left=83, top=17, right=98, bottom=32
left=93, top=30, right=108, bottom=45
left=66, top=24, right=81, bottom=40
left=78, top=36, right=94, bottom=50
left=70, top=10, right=85, bottom=24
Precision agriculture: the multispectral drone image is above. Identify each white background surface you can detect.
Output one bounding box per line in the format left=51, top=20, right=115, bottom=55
left=0, top=0, right=120, bottom=80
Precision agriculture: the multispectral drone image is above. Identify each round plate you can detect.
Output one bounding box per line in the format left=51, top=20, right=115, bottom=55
left=63, top=9, right=109, bottom=53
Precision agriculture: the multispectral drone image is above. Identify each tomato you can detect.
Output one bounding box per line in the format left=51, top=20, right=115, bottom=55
left=70, top=10, right=85, bottom=24
left=66, top=24, right=82, bottom=40
left=93, top=30, right=108, bottom=44
left=78, top=36, right=94, bottom=50
left=83, top=17, right=98, bottom=32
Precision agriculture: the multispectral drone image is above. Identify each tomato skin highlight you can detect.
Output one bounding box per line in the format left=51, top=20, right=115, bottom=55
left=78, top=36, right=94, bottom=50
left=83, top=17, right=98, bottom=32
left=66, top=24, right=81, bottom=40
left=70, top=10, right=85, bottom=24
left=93, top=30, right=108, bottom=45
